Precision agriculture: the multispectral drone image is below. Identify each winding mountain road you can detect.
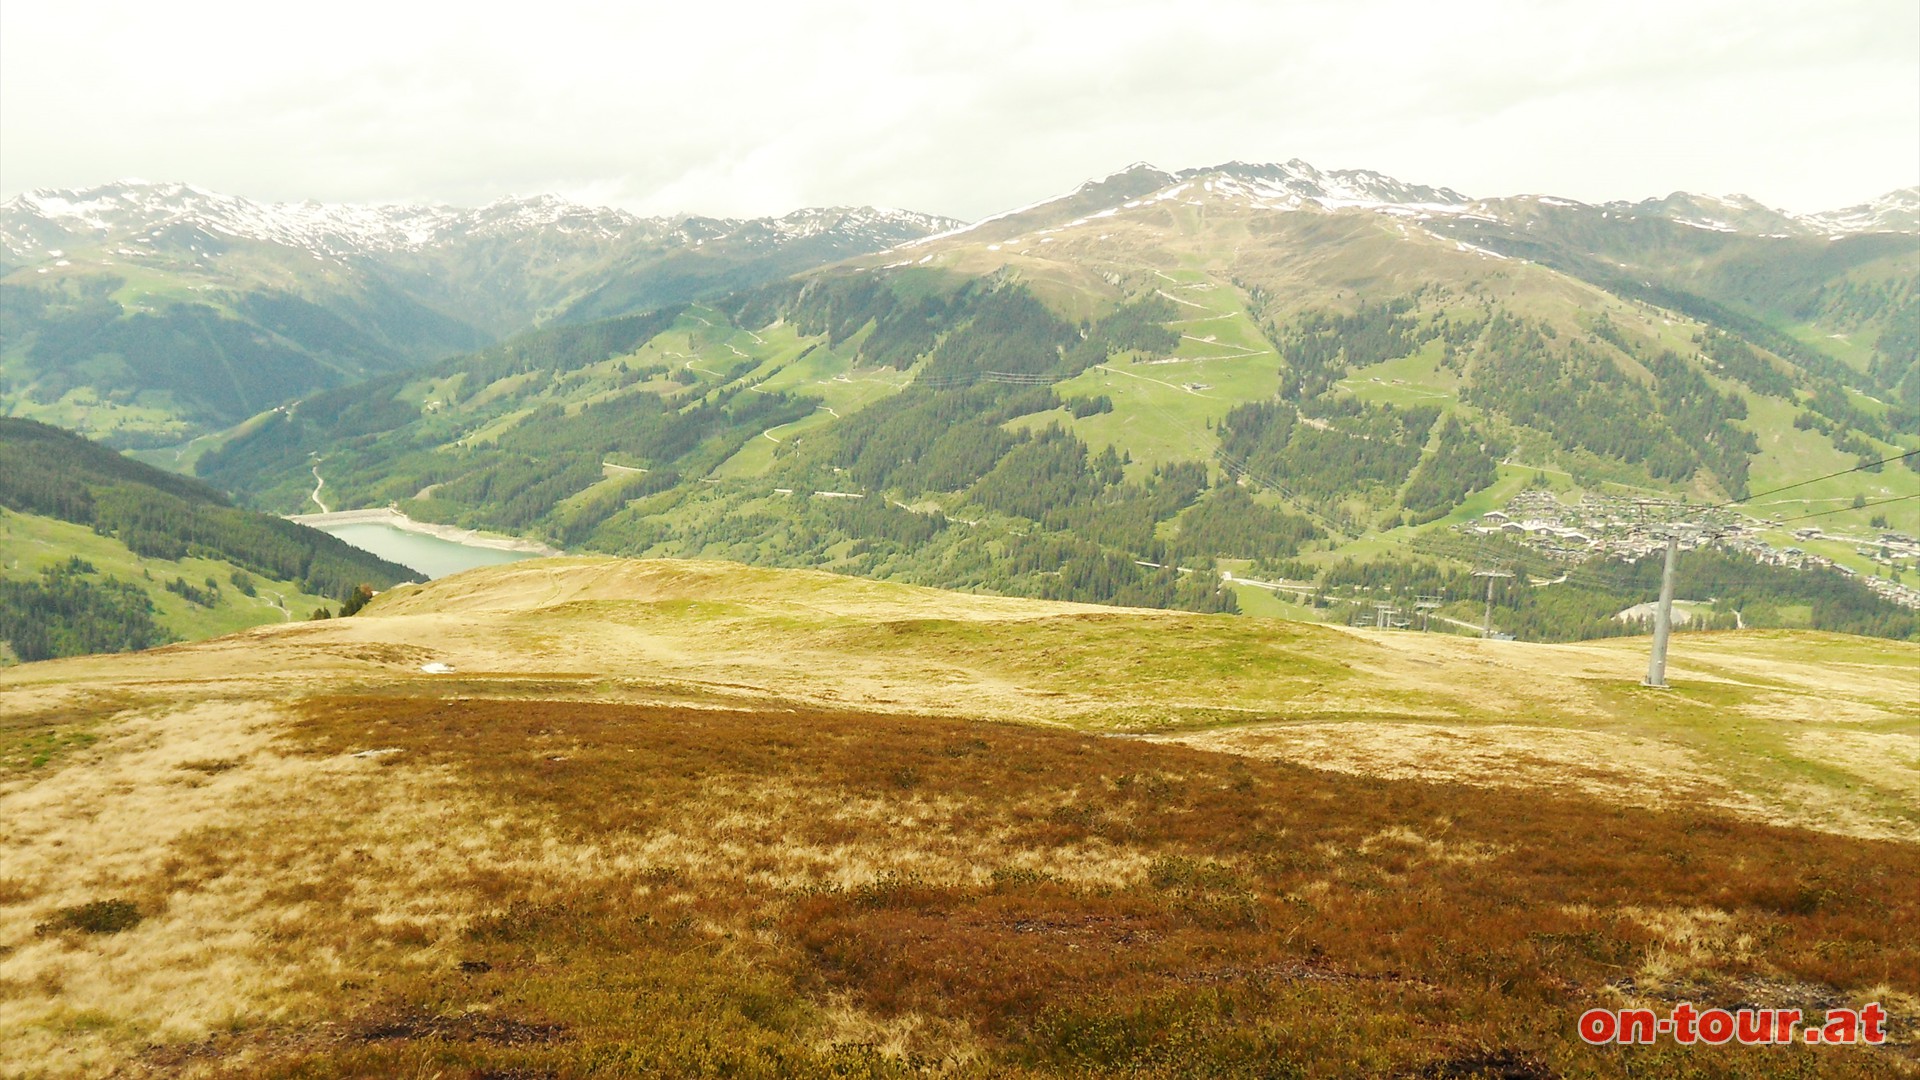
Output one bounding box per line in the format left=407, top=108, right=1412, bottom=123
left=308, top=460, right=329, bottom=514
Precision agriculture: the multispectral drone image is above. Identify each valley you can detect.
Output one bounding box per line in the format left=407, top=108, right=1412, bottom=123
left=288, top=512, right=546, bottom=580
left=160, top=162, right=1917, bottom=648
left=1, top=158, right=1915, bottom=1077
left=0, top=184, right=962, bottom=446
left=3, top=2, right=1914, bottom=1075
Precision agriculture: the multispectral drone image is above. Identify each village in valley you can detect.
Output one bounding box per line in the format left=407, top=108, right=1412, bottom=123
left=1463, top=489, right=1920, bottom=610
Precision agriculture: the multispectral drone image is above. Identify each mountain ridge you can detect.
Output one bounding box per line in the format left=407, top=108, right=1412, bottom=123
left=1, top=181, right=963, bottom=261
left=6, top=159, right=1915, bottom=643
left=0, top=184, right=965, bottom=445
left=7, top=167, right=1913, bottom=269
left=904, top=160, right=1916, bottom=249
left=188, top=170, right=1918, bottom=641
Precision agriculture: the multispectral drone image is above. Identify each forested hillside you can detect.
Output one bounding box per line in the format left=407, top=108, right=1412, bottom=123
left=192, top=239, right=1918, bottom=639
left=0, top=272, right=484, bottom=446
left=0, top=418, right=420, bottom=661
left=45, top=162, right=1888, bottom=641
left=1425, top=203, right=1920, bottom=436
left=0, top=184, right=959, bottom=448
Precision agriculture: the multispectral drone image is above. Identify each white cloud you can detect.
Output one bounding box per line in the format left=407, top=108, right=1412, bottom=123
left=2, top=0, right=1914, bottom=218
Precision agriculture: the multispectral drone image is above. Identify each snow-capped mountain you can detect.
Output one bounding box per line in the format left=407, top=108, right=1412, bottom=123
left=1800, top=186, right=1920, bottom=236
left=908, top=159, right=1474, bottom=246
left=4, top=164, right=1909, bottom=451
left=717, top=205, right=961, bottom=246
left=3, top=182, right=467, bottom=256
left=1182, top=159, right=1471, bottom=211
left=1604, top=192, right=1811, bottom=236
left=0, top=181, right=963, bottom=263
left=1487, top=187, right=1920, bottom=238
left=907, top=159, right=1916, bottom=251
left=0, top=180, right=963, bottom=345
left=0, top=183, right=964, bottom=444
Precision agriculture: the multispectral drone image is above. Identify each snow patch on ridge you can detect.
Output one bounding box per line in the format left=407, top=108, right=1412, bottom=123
left=0, top=182, right=965, bottom=262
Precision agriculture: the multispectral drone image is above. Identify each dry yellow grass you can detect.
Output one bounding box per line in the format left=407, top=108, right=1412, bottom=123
left=1162, top=721, right=1774, bottom=816
left=0, top=699, right=510, bottom=1074
left=7, top=557, right=1913, bottom=839
left=0, top=556, right=1914, bottom=1077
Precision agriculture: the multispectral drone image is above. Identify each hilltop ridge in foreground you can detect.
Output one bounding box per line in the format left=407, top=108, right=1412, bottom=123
left=2, top=557, right=1915, bottom=1076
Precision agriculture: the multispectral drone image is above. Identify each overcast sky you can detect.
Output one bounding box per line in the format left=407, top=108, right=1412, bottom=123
left=3, top=0, right=1915, bottom=220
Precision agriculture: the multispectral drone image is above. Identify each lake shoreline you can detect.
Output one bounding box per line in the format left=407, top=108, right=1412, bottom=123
left=287, top=506, right=563, bottom=558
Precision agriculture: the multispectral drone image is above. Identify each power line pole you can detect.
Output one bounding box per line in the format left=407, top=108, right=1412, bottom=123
left=1644, top=534, right=1679, bottom=688
left=1415, top=594, right=1443, bottom=632
left=1474, top=569, right=1513, bottom=639
left=1373, top=600, right=1397, bottom=629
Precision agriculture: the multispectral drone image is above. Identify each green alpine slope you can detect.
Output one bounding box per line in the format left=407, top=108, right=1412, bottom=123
left=0, top=417, right=423, bottom=660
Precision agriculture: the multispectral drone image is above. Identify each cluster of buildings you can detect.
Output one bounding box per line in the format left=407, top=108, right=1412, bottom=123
left=1466, top=491, right=1744, bottom=561
left=1860, top=573, right=1920, bottom=610
left=1461, top=490, right=1920, bottom=610
left=1838, top=528, right=1920, bottom=609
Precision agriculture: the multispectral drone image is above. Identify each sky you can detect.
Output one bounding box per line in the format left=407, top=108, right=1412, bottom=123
left=2, top=0, right=1915, bottom=221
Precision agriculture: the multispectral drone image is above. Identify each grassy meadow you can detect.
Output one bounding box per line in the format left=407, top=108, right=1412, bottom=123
left=0, top=557, right=1915, bottom=1077
left=0, top=507, right=336, bottom=643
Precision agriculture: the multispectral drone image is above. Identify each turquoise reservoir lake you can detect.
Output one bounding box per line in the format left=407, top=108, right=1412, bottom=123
left=317, top=521, right=540, bottom=580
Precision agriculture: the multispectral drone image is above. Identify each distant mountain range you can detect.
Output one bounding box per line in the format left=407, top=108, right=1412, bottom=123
left=0, top=182, right=961, bottom=444
left=2, top=158, right=1916, bottom=645
left=158, top=156, right=1918, bottom=642
left=904, top=159, right=1918, bottom=245
left=0, top=183, right=958, bottom=261
left=3, top=169, right=1911, bottom=451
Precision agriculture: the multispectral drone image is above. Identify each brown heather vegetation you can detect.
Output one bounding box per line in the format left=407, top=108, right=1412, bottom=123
left=1, top=559, right=1915, bottom=1077
left=112, top=695, right=1911, bottom=1078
